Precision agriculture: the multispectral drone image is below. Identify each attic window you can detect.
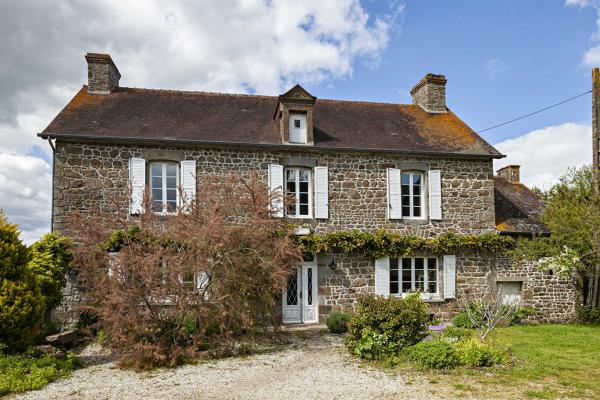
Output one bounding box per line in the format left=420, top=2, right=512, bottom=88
left=288, top=113, right=307, bottom=144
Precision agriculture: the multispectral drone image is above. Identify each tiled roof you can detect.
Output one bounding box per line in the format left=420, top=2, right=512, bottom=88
left=42, top=86, right=503, bottom=158
left=494, top=176, right=549, bottom=235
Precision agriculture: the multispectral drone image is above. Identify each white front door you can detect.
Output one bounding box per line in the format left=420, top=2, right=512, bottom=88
left=282, top=257, right=318, bottom=324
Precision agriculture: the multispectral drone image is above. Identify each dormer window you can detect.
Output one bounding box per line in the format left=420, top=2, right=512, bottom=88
left=289, top=112, right=307, bottom=144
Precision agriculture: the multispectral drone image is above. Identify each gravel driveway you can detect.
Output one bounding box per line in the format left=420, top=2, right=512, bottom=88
left=11, top=330, right=445, bottom=400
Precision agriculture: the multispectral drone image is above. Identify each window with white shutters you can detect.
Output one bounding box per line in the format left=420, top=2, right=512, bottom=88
left=389, top=257, right=438, bottom=295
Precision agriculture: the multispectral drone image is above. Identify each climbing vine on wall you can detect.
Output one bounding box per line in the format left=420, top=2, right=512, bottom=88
left=296, top=230, right=514, bottom=259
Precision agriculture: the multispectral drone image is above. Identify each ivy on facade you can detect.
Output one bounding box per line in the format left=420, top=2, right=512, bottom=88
left=296, top=230, right=514, bottom=259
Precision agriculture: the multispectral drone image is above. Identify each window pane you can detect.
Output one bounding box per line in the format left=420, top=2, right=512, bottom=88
left=294, top=119, right=301, bottom=128
left=152, top=188, right=162, bottom=201
left=428, top=258, right=437, bottom=270
left=413, top=174, right=421, bottom=185
left=167, top=189, right=176, bottom=202
left=413, top=207, right=421, bottom=217
left=401, top=185, right=410, bottom=196
left=299, top=204, right=309, bottom=215
left=151, top=163, right=162, bottom=177
left=286, top=170, right=296, bottom=181
left=299, top=182, right=308, bottom=193
left=401, top=173, right=410, bottom=185
left=402, top=206, right=411, bottom=216
left=307, top=268, right=313, bottom=305
left=390, top=282, right=399, bottom=294
left=166, top=164, right=177, bottom=177
left=390, top=268, right=398, bottom=282
left=299, top=193, right=308, bottom=204
left=415, top=258, right=424, bottom=270
left=286, top=276, right=298, bottom=305
left=152, top=177, right=162, bottom=189
left=390, top=258, right=398, bottom=270
left=413, top=196, right=421, bottom=207
left=152, top=200, right=162, bottom=212
left=167, top=176, right=177, bottom=190
left=286, top=181, right=296, bottom=194
left=402, top=280, right=412, bottom=293
left=167, top=201, right=177, bottom=211
left=415, top=269, right=425, bottom=283
left=402, top=258, right=411, bottom=270
left=299, top=170, right=309, bottom=181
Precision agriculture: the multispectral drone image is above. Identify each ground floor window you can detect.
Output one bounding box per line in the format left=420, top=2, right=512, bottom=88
left=389, top=257, right=438, bottom=295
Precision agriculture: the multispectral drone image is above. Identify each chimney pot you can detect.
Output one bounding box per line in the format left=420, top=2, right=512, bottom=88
left=85, top=53, right=120, bottom=94
left=410, top=73, right=447, bottom=113
left=497, top=165, right=520, bottom=183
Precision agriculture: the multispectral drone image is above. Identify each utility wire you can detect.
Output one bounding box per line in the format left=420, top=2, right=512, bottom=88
left=476, top=89, right=592, bottom=134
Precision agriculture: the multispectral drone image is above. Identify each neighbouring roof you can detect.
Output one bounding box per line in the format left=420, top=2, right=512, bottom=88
left=41, top=86, right=503, bottom=158
left=494, top=176, right=549, bottom=235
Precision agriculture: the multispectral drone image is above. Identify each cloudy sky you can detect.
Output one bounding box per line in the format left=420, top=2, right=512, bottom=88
left=0, top=0, right=598, bottom=243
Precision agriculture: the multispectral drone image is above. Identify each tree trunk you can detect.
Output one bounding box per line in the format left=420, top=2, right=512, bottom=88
left=593, top=266, right=600, bottom=309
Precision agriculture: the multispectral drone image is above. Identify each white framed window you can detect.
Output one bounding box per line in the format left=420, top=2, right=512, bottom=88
left=389, top=257, right=438, bottom=295
left=150, top=162, right=179, bottom=214
left=289, top=112, right=307, bottom=144
left=401, top=172, right=425, bottom=219
left=285, top=168, right=312, bottom=218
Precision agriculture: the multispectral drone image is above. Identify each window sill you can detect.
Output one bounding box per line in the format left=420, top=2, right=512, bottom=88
left=392, top=293, right=443, bottom=302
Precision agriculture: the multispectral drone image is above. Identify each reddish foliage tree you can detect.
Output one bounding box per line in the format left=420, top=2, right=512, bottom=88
left=70, top=173, right=301, bottom=370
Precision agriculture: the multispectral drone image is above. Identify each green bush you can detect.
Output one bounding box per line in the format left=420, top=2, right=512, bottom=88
left=326, top=311, right=351, bottom=334
left=576, top=306, right=600, bottom=323
left=442, top=326, right=474, bottom=341
left=28, top=233, right=72, bottom=314
left=454, top=338, right=510, bottom=367
left=451, top=311, right=474, bottom=328
left=509, top=306, right=536, bottom=326
left=405, top=340, right=458, bottom=369
left=0, top=212, right=45, bottom=352
left=0, top=352, right=79, bottom=396
left=346, top=293, right=429, bottom=360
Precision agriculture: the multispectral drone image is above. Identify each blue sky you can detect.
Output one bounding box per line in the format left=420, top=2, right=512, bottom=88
left=313, top=0, right=595, bottom=144
left=0, top=0, right=598, bottom=242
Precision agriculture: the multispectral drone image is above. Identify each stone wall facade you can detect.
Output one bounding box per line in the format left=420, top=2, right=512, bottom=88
left=51, top=140, right=576, bottom=325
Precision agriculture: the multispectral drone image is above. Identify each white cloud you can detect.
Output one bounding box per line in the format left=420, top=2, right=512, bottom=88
left=0, top=153, right=51, bottom=244
left=565, top=0, right=600, bottom=65
left=493, top=123, right=592, bottom=190
left=0, top=0, right=401, bottom=242
left=566, top=0, right=591, bottom=7
left=485, top=58, right=508, bottom=76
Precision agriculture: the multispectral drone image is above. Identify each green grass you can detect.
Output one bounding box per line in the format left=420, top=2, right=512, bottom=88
left=430, top=324, right=600, bottom=399
left=0, top=352, right=79, bottom=396
left=494, top=324, right=600, bottom=397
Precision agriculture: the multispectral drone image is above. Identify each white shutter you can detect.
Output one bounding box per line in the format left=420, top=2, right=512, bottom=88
left=314, top=166, right=329, bottom=219
left=387, top=168, right=402, bottom=219
left=268, top=164, right=284, bottom=217
left=180, top=160, right=196, bottom=212
left=443, top=255, right=456, bottom=299
left=428, top=170, right=442, bottom=220
left=374, top=257, right=390, bottom=296
left=129, top=157, right=146, bottom=214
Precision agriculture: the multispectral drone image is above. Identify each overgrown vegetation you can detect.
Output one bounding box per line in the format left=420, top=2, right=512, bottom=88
left=298, top=230, right=513, bottom=258
left=0, top=352, right=79, bottom=396
left=346, top=294, right=429, bottom=360
left=576, top=305, right=600, bottom=323
left=325, top=311, right=351, bottom=334
left=511, top=166, right=600, bottom=310
left=0, top=211, right=45, bottom=352
left=69, top=173, right=302, bottom=370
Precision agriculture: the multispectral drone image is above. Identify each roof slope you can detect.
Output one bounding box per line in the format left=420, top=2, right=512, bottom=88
left=494, top=176, right=549, bottom=234
left=42, top=86, right=502, bottom=157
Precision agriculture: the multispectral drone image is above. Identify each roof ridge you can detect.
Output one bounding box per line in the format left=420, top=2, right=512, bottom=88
left=112, top=85, right=419, bottom=107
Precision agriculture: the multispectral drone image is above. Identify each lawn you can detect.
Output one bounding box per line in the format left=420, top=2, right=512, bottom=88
left=417, top=324, right=600, bottom=399
left=0, top=352, right=79, bottom=396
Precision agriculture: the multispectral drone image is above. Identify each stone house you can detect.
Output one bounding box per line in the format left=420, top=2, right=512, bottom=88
left=40, top=53, right=577, bottom=326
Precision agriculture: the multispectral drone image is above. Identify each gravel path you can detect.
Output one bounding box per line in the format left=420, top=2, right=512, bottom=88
left=11, top=331, right=445, bottom=400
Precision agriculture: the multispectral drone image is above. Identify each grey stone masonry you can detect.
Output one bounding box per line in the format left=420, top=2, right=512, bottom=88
left=85, top=53, right=120, bottom=94
left=51, top=140, right=577, bottom=325
left=410, top=73, right=447, bottom=113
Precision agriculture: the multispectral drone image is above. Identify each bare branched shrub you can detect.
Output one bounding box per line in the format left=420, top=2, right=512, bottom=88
left=456, top=285, right=518, bottom=341
left=69, top=172, right=302, bottom=370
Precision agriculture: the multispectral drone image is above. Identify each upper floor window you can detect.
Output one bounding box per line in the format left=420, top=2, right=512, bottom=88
left=401, top=172, right=424, bottom=219
left=289, top=112, right=307, bottom=144
left=150, top=162, right=178, bottom=214
left=285, top=168, right=311, bottom=218
left=390, top=257, right=438, bottom=295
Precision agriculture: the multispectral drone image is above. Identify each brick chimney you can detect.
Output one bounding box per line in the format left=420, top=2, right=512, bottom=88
left=410, top=73, right=447, bottom=113
left=85, top=53, right=120, bottom=94
left=497, top=165, right=520, bottom=183
left=593, top=68, right=600, bottom=170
